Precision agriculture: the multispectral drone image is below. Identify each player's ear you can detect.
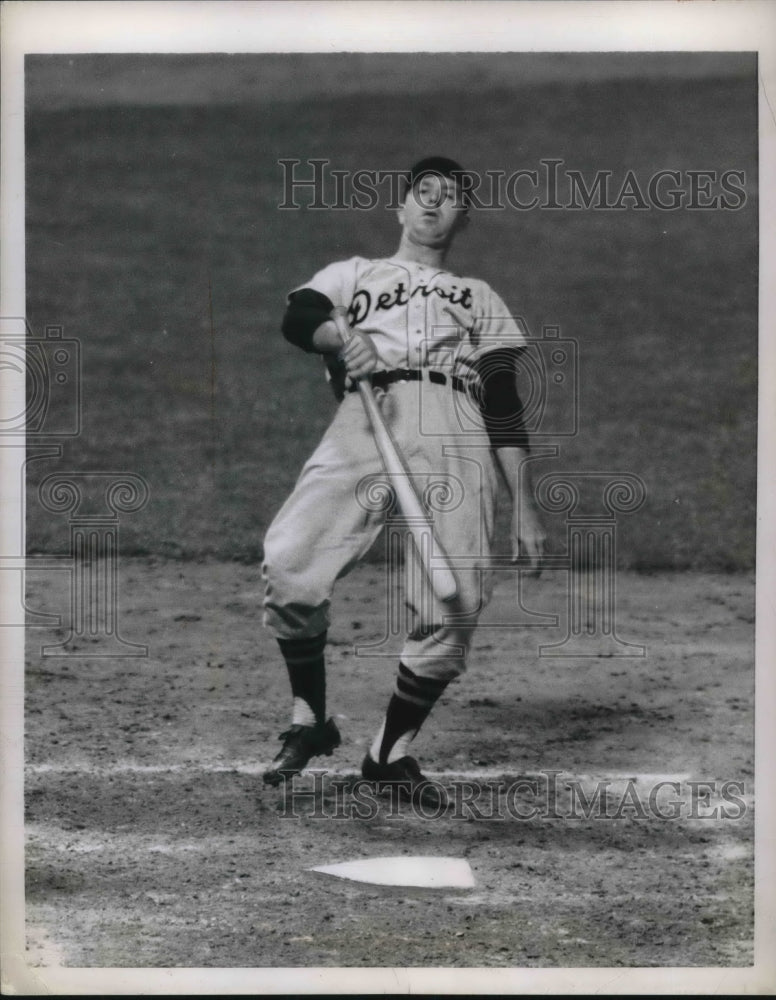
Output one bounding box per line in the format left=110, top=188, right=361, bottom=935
left=397, top=203, right=406, bottom=227
left=455, top=211, right=470, bottom=233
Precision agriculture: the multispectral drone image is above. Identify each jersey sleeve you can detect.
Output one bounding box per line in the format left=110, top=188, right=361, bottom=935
left=288, top=257, right=361, bottom=309
left=471, top=284, right=528, bottom=353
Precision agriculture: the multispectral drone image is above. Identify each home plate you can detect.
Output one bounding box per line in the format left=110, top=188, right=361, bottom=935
left=309, top=856, right=475, bottom=889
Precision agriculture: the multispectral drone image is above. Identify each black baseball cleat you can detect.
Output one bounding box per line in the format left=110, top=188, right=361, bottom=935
left=361, top=754, right=450, bottom=811
left=262, top=719, right=341, bottom=786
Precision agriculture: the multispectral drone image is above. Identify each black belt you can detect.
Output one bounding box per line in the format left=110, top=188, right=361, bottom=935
left=348, top=368, right=469, bottom=394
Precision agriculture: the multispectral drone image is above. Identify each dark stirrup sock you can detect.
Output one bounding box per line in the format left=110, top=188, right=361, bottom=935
left=370, top=662, right=450, bottom=764
left=277, top=632, right=327, bottom=727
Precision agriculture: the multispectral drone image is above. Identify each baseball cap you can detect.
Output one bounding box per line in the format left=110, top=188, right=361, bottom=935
left=403, top=156, right=470, bottom=208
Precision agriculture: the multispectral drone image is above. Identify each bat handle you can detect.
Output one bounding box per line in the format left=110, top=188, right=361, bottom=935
left=331, top=307, right=372, bottom=405
left=331, top=306, right=355, bottom=348
left=330, top=306, right=382, bottom=413
left=331, top=307, right=377, bottom=403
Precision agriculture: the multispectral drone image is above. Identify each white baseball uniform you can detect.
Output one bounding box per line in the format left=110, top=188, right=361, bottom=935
left=262, top=255, right=527, bottom=681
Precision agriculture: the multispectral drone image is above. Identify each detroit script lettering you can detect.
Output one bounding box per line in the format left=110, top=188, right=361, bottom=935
left=348, top=280, right=474, bottom=325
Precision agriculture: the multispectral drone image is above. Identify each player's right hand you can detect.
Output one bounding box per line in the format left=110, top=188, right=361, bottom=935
left=339, top=331, right=380, bottom=382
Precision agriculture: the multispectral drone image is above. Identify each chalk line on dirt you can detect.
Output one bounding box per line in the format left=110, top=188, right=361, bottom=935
left=25, top=762, right=696, bottom=783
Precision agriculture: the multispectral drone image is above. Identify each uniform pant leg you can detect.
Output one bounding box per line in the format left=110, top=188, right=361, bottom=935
left=263, top=394, right=384, bottom=640
left=385, top=385, right=501, bottom=683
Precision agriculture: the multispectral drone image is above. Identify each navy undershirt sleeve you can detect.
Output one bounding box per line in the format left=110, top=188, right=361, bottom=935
left=472, top=348, right=531, bottom=451
left=281, top=289, right=335, bottom=353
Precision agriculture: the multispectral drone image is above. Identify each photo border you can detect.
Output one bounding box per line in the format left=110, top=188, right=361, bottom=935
left=2, top=1, right=774, bottom=994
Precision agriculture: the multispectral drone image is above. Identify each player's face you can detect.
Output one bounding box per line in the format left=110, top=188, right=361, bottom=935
left=398, top=174, right=468, bottom=249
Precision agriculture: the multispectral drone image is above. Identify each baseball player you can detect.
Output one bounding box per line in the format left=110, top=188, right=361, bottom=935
left=262, top=156, right=545, bottom=808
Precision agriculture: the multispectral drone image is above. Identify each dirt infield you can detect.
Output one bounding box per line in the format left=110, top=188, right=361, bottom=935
left=24, top=558, right=753, bottom=968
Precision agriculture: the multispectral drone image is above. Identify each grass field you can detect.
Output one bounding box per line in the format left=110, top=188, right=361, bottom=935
left=24, top=57, right=758, bottom=570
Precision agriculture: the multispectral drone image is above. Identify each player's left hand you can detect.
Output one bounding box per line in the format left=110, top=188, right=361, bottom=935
left=511, top=501, right=546, bottom=578
left=339, top=331, right=380, bottom=383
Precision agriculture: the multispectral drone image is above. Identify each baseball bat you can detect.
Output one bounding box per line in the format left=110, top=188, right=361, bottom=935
left=331, top=307, right=459, bottom=603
